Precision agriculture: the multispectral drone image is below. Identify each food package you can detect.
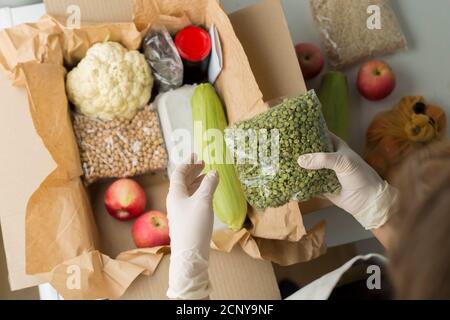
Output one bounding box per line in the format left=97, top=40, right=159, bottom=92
left=142, top=25, right=184, bottom=92
left=228, top=90, right=341, bottom=209
left=72, top=105, right=168, bottom=185
left=310, top=0, right=407, bottom=69
left=192, top=84, right=248, bottom=231
left=155, top=85, right=196, bottom=176
left=365, top=96, right=447, bottom=181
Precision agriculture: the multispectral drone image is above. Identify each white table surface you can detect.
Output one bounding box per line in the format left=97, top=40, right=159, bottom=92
left=3, top=0, right=449, bottom=247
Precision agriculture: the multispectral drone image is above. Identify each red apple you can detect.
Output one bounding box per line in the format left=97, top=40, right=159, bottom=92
left=295, top=43, right=324, bottom=80
left=132, top=211, right=170, bottom=248
left=357, top=60, right=396, bottom=101
left=104, top=178, right=146, bottom=221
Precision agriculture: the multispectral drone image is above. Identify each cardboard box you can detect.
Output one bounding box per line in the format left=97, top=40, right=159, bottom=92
left=0, top=0, right=324, bottom=299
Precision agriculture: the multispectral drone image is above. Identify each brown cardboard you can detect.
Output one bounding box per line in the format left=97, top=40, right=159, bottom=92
left=119, top=247, right=280, bottom=300
left=0, top=0, right=326, bottom=298
left=0, top=213, right=44, bottom=291
left=229, top=1, right=306, bottom=103
left=0, top=71, right=54, bottom=290
left=0, top=73, right=56, bottom=212
left=44, top=0, right=133, bottom=22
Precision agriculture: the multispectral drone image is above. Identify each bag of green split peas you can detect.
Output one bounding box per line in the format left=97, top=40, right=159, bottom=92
left=227, top=90, right=341, bottom=209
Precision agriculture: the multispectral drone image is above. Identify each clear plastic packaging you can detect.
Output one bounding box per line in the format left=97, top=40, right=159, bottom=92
left=72, top=106, right=168, bottom=185
left=310, top=0, right=407, bottom=69
left=142, top=25, right=184, bottom=92
left=228, top=90, right=341, bottom=209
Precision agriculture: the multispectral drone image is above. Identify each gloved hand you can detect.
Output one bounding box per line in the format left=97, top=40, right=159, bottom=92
left=166, top=155, right=219, bottom=300
left=298, top=134, right=397, bottom=230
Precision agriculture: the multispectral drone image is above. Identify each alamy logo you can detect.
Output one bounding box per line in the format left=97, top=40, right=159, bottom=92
left=169, top=124, right=280, bottom=172
left=367, top=5, right=382, bottom=30
left=366, top=265, right=382, bottom=290
left=66, top=5, right=81, bottom=29
left=66, top=264, right=81, bottom=290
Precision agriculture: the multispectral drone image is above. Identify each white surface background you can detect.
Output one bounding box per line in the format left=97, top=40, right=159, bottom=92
left=223, top=0, right=450, bottom=246
left=1, top=0, right=449, bottom=247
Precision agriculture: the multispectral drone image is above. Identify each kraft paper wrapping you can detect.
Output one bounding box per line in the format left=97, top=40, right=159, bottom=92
left=0, top=0, right=326, bottom=299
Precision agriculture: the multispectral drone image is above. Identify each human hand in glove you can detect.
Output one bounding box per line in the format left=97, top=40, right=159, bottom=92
left=298, top=134, right=397, bottom=231
left=166, top=155, right=219, bottom=300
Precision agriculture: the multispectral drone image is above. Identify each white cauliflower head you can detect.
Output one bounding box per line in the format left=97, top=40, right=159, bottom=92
left=66, top=41, right=153, bottom=121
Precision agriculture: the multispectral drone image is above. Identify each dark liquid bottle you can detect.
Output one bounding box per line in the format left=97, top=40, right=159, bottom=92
left=175, top=25, right=212, bottom=85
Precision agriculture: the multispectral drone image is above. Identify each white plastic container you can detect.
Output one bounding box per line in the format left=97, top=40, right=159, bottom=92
left=154, top=85, right=196, bottom=176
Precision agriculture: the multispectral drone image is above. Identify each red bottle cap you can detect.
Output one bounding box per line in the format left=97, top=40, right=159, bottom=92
left=175, top=25, right=212, bottom=62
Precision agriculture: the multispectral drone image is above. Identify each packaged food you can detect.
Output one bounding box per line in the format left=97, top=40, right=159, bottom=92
left=155, top=85, right=196, bottom=176
left=72, top=106, right=168, bottom=185
left=310, top=0, right=407, bottom=69
left=142, top=25, right=184, bottom=92
left=228, top=90, right=341, bottom=209
left=192, top=84, right=248, bottom=230
left=175, top=25, right=212, bottom=84
left=365, top=96, right=447, bottom=181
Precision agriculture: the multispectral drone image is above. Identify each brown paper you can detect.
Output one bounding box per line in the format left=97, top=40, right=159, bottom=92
left=212, top=221, right=326, bottom=266
left=0, top=0, right=326, bottom=299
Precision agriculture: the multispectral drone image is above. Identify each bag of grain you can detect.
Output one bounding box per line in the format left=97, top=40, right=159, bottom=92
left=310, top=0, right=407, bottom=69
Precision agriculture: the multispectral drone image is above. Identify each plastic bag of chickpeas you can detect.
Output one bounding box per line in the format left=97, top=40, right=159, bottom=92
left=72, top=105, right=168, bottom=185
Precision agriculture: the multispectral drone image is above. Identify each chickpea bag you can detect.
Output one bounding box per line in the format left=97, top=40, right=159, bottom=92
left=365, top=96, right=447, bottom=182
left=72, top=106, right=167, bottom=185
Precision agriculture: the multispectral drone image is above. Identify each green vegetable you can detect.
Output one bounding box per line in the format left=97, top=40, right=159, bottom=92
left=229, top=90, right=340, bottom=209
left=317, top=71, right=350, bottom=141
left=192, top=83, right=248, bottom=230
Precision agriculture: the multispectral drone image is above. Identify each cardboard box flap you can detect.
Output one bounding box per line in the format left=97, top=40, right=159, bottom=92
left=0, top=75, right=57, bottom=213
left=0, top=71, right=56, bottom=290
left=1, top=213, right=46, bottom=290
left=229, top=0, right=306, bottom=102
left=44, top=0, right=133, bottom=23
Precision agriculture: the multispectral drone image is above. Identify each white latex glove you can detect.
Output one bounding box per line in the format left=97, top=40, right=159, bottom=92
left=166, top=156, right=219, bottom=300
left=298, top=134, right=397, bottom=230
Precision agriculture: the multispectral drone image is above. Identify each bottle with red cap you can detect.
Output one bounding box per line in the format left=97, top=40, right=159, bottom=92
left=175, top=25, right=212, bottom=85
